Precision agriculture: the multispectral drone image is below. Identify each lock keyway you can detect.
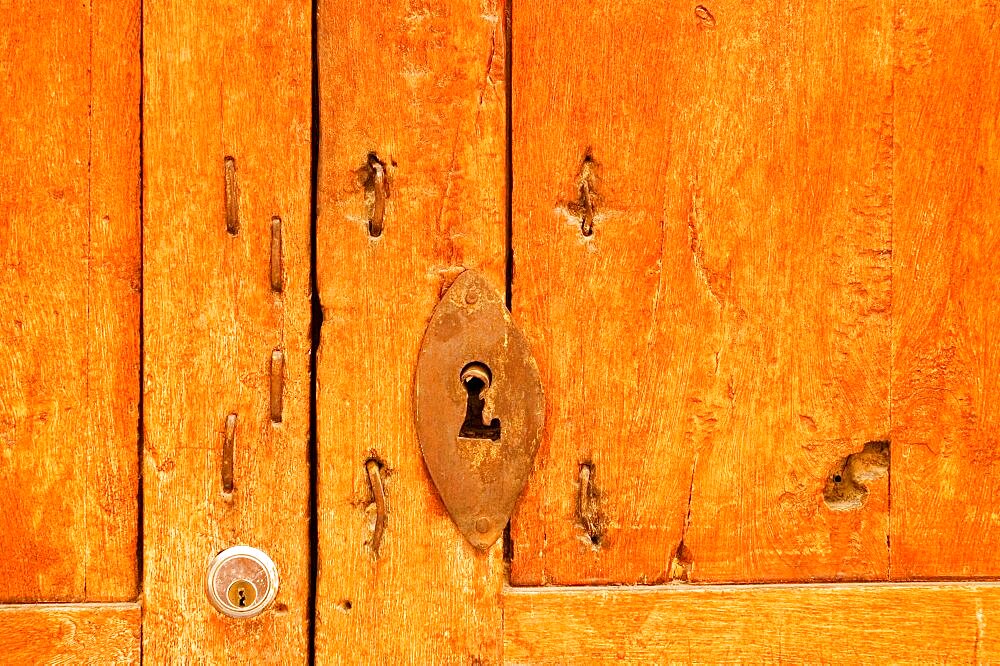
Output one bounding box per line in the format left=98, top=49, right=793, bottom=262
left=226, top=579, right=258, bottom=608
left=459, top=362, right=501, bottom=441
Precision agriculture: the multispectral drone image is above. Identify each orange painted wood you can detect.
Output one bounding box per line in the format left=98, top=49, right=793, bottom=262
left=510, top=0, right=893, bottom=585
left=0, top=603, right=141, bottom=665
left=314, top=0, right=508, bottom=661
left=0, top=0, right=140, bottom=601
left=892, top=1, right=1000, bottom=578
left=142, top=0, right=312, bottom=659
left=504, top=583, right=1000, bottom=664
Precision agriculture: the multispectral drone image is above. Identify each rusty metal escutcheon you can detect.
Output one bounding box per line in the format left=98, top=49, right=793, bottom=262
left=414, top=270, right=545, bottom=550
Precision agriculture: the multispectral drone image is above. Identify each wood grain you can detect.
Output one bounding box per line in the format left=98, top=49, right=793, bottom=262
left=504, top=582, right=1000, bottom=664
left=0, top=603, right=141, bottom=665
left=315, top=0, right=507, bottom=662
left=0, top=0, right=140, bottom=601
left=891, top=1, right=1000, bottom=578
left=510, top=0, right=893, bottom=584
left=142, top=0, right=311, bottom=660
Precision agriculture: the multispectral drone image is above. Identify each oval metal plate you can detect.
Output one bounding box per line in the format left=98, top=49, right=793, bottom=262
left=414, top=270, right=545, bottom=550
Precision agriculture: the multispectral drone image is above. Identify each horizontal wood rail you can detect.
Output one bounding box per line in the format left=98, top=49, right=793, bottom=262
left=0, top=603, right=140, bottom=664
left=504, top=582, right=1000, bottom=664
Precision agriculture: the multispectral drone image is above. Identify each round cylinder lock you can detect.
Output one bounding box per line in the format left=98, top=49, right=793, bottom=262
left=205, top=545, right=279, bottom=618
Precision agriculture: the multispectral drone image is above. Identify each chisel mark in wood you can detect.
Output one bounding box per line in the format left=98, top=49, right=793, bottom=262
left=270, top=349, right=285, bottom=423
left=695, top=5, right=716, bottom=29
left=357, top=152, right=390, bottom=237
left=799, top=414, right=819, bottom=433
left=670, top=453, right=698, bottom=581
left=224, top=156, right=240, bottom=235
left=270, top=216, right=283, bottom=292
left=686, top=190, right=725, bottom=309
left=222, top=413, right=237, bottom=493
left=823, top=440, right=890, bottom=511
left=568, top=152, right=599, bottom=237
left=477, top=22, right=499, bottom=108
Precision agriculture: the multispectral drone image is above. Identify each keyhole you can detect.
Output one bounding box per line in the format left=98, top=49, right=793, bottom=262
left=459, top=362, right=501, bottom=441
left=226, top=579, right=257, bottom=610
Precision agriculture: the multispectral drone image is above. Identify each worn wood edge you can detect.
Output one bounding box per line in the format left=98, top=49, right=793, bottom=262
left=0, top=602, right=141, bottom=610
left=505, top=580, right=1000, bottom=595
left=504, top=582, right=1000, bottom=663
left=0, top=603, right=141, bottom=664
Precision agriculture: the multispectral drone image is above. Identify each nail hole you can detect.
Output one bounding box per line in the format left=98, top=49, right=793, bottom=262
left=365, top=459, right=387, bottom=556
left=221, top=413, right=237, bottom=494
left=270, top=216, right=283, bottom=293
left=358, top=152, right=389, bottom=238
left=695, top=5, right=717, bottom=28
left=224, top=156, right=240, bottom=235
left=270, top=349, right=284, bottom=424
left=569, top=152, right=598, bottom=237
left=578, top=462, right=604, bottom=546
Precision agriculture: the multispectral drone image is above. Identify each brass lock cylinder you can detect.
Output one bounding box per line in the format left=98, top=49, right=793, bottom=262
left=205, top=545, right=280, bottom=618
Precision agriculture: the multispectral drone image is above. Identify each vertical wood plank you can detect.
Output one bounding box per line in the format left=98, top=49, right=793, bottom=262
left=315, top=0, right=508, bottom=661
left=892, top=0, right=1000, bottom=578
left=681, top=0, right=894, bottom=583
left=142, top=0, right=312, bottom=659
left=510, top=0, right=893, bottom=584
left=0, top=0, right=140, bottom=601
left=88, top=0, right=143, bottom=603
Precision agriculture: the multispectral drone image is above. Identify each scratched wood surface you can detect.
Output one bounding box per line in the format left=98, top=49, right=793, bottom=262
left=0, top=0, right=141, bottom=601
left=891, top=1, right=1000, bottom=579
left=0, top=603, right=141, bottom=665
left=510, top=0, right=893, bottom=585
left=142, top=0, right=312, bottom=660
left=504, top=583, right=1000, bottom=664
left=314, top=0, right=508, bottom=662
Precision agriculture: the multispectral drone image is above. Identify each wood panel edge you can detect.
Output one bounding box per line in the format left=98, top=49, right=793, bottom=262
left=0, top=602, right=141, bottom=664
left=504, top=582, right=1000, bottom=663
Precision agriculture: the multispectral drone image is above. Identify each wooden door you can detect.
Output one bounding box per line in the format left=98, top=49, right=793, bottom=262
left=4, top=0, right=1000, bottom=663
left=311, top=0, right=1000, bottom=662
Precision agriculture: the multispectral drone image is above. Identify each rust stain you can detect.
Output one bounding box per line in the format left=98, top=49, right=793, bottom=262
left=413, top=270, right=545, bottom=550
